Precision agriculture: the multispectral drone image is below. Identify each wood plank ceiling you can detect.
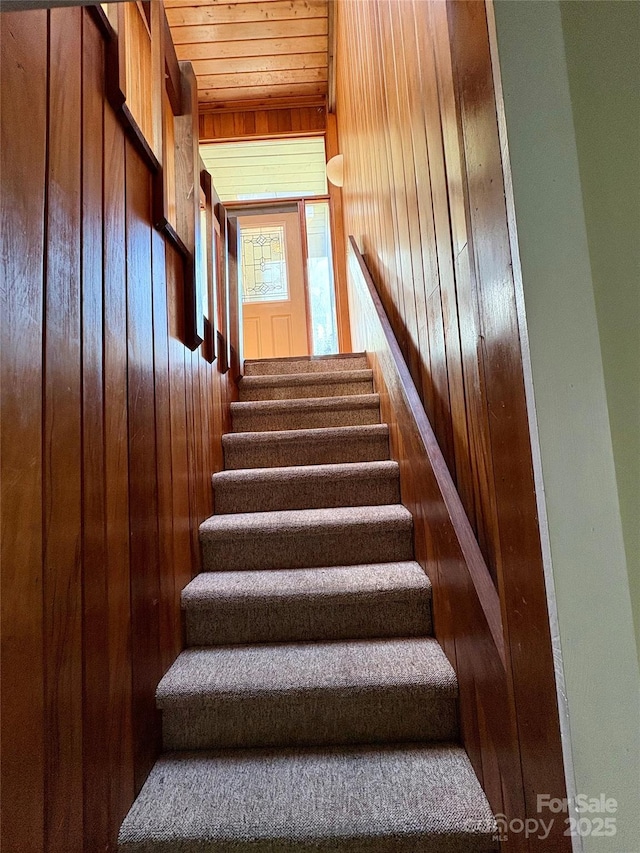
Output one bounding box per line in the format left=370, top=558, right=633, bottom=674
left=165, top=0, right=329, bottom=108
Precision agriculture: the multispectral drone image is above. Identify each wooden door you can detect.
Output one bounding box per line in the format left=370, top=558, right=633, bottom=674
left=239, top=212, right=309, bottom=359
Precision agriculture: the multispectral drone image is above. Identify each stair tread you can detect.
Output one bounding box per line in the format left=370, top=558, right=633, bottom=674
left=183, top=561, right=429, bottom=608
left=157, top=637, right=456, bottom=706
left=243, top=352, right=368, bottom=376
left=199, top=503, right=412, bottom=538
left=240, top=369, right=373, bottom=388
left=212, top=461, right=399, bottom=513
left=222, top=423, right=389, bottom=447
left=118, top=743, right=497, bottom=851
left=212, top=460, right=398, bottom=486
left=231, top=393, right=380, bottom=413
left=118, top=345, right=497, bottom=846
left=183, top=563, right=432, bottom=646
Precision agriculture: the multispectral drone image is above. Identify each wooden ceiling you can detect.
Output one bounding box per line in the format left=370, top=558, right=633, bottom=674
left=165, top=0, right=329, bottom=109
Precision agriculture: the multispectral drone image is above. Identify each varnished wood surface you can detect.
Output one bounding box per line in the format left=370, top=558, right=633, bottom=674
left=336, top=1, right=569, bottom=849
left=166, top=0, right=329, bottom=108
left=126, top=141, right=163, bottom=792
left=103, top=85, right=137, bottom=840
left=44, top=10, right=84, bottom=847
left=122, top=1, right=155, bottom=153
left=81, top=17, right=110, bottom=848
left=0, top=10, right=48, bottom=852
left=349, top=241, right=505, bottom=663
left=326, top=112, right=351, bottom=353
left=164, top=8, right=183, bottom=115
left=175, top=61, right=206, bottom=348
left=446, top=3, right=569, bottom=836
left=0, top=8, right=237, bottom=851
left=199, top=102, right=326, bottom=143
left=349, top=240, right=525, bottom=853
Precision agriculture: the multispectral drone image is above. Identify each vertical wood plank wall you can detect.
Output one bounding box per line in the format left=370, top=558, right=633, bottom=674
left=0, top=8, right=235, bottom=852
left=335, top=1, right=569, bottom=850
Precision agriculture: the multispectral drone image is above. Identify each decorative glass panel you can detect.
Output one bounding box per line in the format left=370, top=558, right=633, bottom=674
left=240, top=226, right=289, bottom=303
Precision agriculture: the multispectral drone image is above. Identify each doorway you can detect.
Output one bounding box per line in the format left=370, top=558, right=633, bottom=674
left=238, top=210, right=309, bottom=360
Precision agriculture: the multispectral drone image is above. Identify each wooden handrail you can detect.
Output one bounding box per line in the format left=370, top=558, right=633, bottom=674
left=348, top=236, right=505, bottom=667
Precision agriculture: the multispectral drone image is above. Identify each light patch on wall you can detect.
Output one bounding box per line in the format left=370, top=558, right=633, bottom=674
left=200, top=137, right=327, bottom=202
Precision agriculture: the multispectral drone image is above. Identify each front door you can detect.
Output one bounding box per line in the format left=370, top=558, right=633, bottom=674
left=238, top=211, right=309, bottom=360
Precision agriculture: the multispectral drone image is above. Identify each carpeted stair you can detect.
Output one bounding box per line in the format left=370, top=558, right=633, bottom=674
left=119, top=353, right=497, bottom=852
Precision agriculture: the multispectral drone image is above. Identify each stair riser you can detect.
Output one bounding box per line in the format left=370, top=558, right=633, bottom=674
left=244, top=355, right=369, bottom=376
left=200, top=523, right=413, bottom=572
left=239, top=378, right=374, bottom=402
left=223, top=431, right=390, bottom=469
left=162, top=692, right=458, bottom=751
left=213, top=471, right=400, bottom=514
left=185, top=592, right=432, bottom=645
left=231, top=403, right=380, bottom=433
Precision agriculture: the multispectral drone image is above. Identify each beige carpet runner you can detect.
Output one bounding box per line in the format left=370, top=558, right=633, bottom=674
left=118, top=353, right=497, bottom=852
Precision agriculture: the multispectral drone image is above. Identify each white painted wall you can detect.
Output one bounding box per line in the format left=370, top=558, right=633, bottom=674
left=491, top=2, right=640, bottom=850
left=559, top=0, right=640, bottom=663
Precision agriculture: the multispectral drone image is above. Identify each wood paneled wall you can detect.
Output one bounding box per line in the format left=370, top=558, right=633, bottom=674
left=0, top=8, right=235, bottom=852
left=348, top=239, right=523, bottom=848
left=199, top=102, right=326, bottom=143
left=336, top=2, right=569, bottom=850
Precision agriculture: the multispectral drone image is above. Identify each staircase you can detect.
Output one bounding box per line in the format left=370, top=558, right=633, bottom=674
left=118, top=353, right=497, bottom=852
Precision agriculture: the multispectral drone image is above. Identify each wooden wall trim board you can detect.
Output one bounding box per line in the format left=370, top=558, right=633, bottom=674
left=164, top=9, right=183, bottom=116
left=225, top=196, right=330, bottom=213
left=336, top=1, right=570, bottom=849
left=199, top=103, right=326, bottom=144
left=215, top=201, right=231, bottom=373
left=226, top=215, right=242, bottom=378
left=297, top=199, right=315, bottom=355
left=325, top=112, right=351, bottom=353
left=200, top=95, right=326, bottom=114
left=0, top=6, right=238, bottom=851
left=175, top=60, right=206, bottom=348
left=201, top=164, right=225, bottom=364
left=327, top=0, right=336, bottom=112
left=150, top=1, right=165, bottom=163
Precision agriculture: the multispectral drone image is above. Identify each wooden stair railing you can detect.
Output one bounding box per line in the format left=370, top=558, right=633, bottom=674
left=347, top=236, right=570, bottom=853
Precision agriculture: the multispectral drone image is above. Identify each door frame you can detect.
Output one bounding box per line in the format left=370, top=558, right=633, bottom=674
left=227, top=197, right=331, bottom=370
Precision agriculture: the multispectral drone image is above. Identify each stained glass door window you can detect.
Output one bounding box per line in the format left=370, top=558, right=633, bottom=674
left=240, top=225, right=289, bottom=303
